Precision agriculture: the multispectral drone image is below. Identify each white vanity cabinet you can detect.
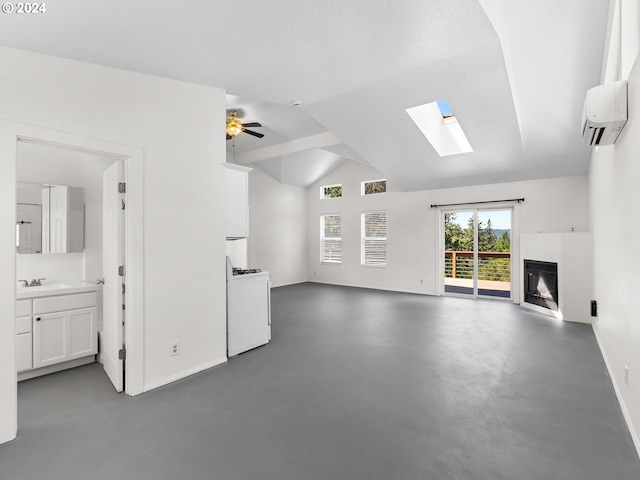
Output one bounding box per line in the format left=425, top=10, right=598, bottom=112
left=16, top=285, right=98, bottom=378
left=32, top=292, right=97, bottom=369
left=224, top=163, right=252, bottom=239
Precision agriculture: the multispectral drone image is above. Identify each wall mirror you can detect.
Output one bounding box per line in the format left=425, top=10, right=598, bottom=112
left=16, top=182, right=85, bottom=254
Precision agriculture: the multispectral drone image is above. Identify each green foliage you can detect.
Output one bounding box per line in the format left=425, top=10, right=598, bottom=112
left=444, top=214, right=511, bottom=282
left=444, top=213, right=465, bottom=251
left=323, top=185, right=342, bottom=198
left=364, top=180, right=386, bottom=195
left=494, top=231, right=510, bottom=252
left=478, top=218, right=497, bottom=252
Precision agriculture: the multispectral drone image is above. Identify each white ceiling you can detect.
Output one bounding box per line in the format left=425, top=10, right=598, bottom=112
left=0, top=0, right=610, bottom=190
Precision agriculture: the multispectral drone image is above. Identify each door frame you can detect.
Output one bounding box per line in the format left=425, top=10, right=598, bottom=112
left=3, top=120, right=144, bottom=399
left=437, top=202, right=521, bottom=302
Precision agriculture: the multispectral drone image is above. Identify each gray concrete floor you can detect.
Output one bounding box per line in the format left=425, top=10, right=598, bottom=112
left=1, top=283, right=639, bottom=479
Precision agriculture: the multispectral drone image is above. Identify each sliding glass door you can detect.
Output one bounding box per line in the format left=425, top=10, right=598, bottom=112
left=443, top=208, right=512, bottom=299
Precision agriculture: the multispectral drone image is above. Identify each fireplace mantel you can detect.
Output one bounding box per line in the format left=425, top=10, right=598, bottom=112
left=519, top=233, right=593, bottom=323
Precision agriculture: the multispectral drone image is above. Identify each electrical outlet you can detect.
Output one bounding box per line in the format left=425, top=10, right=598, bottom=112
left=625, top=365, right=629, bottom=386
left=420, top=279, right=423, bottom=284
left=170, top=341, right=180, bottom=357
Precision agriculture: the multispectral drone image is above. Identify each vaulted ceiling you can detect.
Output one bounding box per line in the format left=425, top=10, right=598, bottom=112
left=0, top=0, right=610, bottom=190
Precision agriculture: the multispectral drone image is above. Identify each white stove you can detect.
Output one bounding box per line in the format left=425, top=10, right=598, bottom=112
left=226, top=257, right=271, bottom=357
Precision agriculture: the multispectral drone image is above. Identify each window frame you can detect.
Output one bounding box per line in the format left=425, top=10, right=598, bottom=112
left=320, top=214, right=343, bottom=264
left=361, top=210, right=387, bottom=267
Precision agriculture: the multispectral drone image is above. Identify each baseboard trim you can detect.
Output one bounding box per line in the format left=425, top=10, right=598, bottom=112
left=519, top=300, right=592, bottom=324
left=143, top=356, right=228, bottom=393
left=307, top=279, right=434, bottom=296
left=270, top=280, right=308, bottom=288
left=592, top=326, right=640, bottom=459
left=18, top=356, right=95, bottom=382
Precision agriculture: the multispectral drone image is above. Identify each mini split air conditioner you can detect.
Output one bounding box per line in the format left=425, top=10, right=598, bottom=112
left=582, top=80, right=628, bottom=146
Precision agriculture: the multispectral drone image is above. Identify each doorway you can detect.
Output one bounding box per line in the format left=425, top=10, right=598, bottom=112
left=3, top=122, right=144, bottom=397
left=1, top=120, right=144, bottom=444
left=442, top=208, right=512, bottom=299
left=15, top=140, right=126, bottom=392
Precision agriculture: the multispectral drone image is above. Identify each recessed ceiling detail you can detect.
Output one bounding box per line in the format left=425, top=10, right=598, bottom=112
left=406, top=99, right=473, bottom=157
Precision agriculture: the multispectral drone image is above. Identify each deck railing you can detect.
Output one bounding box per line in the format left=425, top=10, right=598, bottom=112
left=444, top=251, right=511, bottom=283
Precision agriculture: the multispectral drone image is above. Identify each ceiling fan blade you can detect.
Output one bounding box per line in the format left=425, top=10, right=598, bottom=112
left=243, top=129, right=264, bottom=138
left=241, top=122, right=262, bottom=128
left=226, top=134, right=232, bottom=140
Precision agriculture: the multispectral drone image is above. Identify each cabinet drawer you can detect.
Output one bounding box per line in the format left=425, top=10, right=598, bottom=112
left=16, top=316, right=32, bottom=335
left=16, top=299, right=32, bottom=317
left=33, top=292, right=97, bottom=314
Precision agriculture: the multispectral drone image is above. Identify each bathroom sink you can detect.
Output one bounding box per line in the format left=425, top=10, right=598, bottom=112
left=21, top=283, right=68, bottom=291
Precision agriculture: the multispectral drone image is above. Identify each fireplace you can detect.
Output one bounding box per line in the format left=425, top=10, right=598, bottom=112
left=524, top=260, right=558, bottom=311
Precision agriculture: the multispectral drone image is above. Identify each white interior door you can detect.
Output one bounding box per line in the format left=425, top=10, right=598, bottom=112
left=16, top=203, right=42, bottom=254
left=102, top=161, right=124, bottom=392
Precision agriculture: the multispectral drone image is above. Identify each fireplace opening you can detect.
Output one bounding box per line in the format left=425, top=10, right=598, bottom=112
left=524, top=260, right=558, bottom=311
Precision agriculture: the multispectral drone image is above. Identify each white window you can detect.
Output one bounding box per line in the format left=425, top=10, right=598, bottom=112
left=361, top=179, right=387, bottom=195
left=361, top=211, right=387, bottom=266
left=321, top=184, right=342, bottom=199
left=405, top=99, right=473, bottom=157
left=321, top=214, right=342, bottom=263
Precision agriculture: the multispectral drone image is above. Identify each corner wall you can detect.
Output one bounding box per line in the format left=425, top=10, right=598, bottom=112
left=0, top=47, right=227, bottom=444
left=248, top=167, right=308, bottom=287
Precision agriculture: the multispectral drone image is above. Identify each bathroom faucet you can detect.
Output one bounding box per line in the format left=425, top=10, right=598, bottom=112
left=18, top=279, right=29, bottom=288
left=29, top=278, right=46, bottom=287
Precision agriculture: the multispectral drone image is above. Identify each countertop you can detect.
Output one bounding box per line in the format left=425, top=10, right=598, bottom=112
left=16, top=281, right=99, bottom=300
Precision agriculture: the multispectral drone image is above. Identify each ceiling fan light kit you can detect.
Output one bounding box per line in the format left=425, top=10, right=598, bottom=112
left=226, top=112, right=243, bottom=137
left=226, top=110, right=264, bottom=140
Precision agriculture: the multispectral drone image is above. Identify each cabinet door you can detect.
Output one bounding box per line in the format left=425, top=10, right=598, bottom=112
left=226, top=166, right=249, bottom=238
left=33, top=307, right=97, bottom=369
left=68, top=307, right=97, bottom=361
left=33, top=312, right=66, bottom=368
left=16, top=333, right=33, bottom=373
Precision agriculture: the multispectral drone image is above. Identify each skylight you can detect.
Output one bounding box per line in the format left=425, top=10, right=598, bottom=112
left=406, top=99, right=473, bottom=157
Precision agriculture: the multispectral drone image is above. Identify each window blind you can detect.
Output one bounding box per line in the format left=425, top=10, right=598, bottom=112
left=362, top=211, right=387, bottom=265
left=321, top=215, right=342, bottom=263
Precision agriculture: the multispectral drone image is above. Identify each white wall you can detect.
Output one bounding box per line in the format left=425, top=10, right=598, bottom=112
left=307, top=161, right=589, bottom=295
left=0, top=47, right=227, bottom=444
left=16, top=253, right=84, bottom=285
left=589, top=0, right=640, bottom=453
left=248, top=167, right=308, bottom=287
left=226, top=238, right=248, bottom=269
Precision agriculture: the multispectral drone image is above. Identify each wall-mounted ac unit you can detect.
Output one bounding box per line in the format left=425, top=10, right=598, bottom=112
left=581, top=80, right=628, bottom=146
